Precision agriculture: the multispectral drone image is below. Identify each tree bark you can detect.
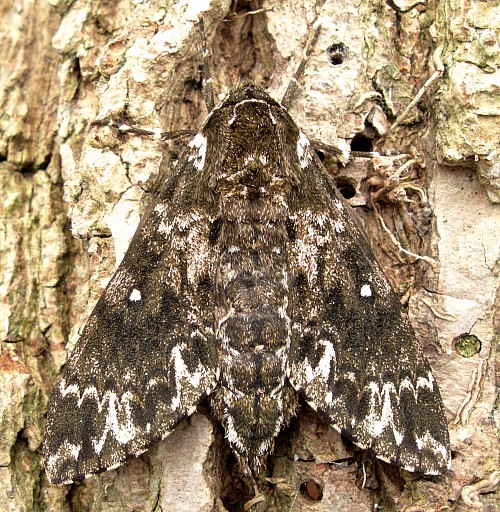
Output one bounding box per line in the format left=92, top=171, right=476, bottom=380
left=0, top=0, right=498, bottom=510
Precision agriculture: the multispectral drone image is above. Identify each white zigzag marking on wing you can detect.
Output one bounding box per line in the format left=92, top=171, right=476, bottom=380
left=416, top=432, right=450, bottom=469
left=45, top=440, right=82, bottom=483
left=57, top=380, right=139, bottom=454
left=169, top=345, right=204, bottom=411
left=46, top=441, right=81, bottom=468
left=303, top=339, right=335, bottom=384
left=92, top=391, right=137, bottom=454
left=364, top=382, right=404, bottom=446
left=399, top=374, right=435, bottom=400
left=416, top=371, right=435, bottom=391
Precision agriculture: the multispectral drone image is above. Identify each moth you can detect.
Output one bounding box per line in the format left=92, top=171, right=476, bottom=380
left=43, top=38, right=450, bottom=486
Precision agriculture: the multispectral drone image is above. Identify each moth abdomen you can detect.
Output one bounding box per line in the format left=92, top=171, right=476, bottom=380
left=214, top=236, right=293, bottom=463
left=210, top=123, right=297, bottom=463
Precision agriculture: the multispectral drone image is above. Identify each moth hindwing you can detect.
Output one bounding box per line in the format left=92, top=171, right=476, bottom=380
left=44, top=82, right=450, bottom=484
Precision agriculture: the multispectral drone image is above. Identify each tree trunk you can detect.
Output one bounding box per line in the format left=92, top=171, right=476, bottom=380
left=0, top=0, right=498, bottom=511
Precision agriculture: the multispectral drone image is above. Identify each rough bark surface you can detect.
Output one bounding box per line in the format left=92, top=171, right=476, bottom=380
left=0, top=0, right=498, bottom=511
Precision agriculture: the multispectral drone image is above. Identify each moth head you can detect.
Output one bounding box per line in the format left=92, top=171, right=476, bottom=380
left=218, top=81, right=278, bottom=108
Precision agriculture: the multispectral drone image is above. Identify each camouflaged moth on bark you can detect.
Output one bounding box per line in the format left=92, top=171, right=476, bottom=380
left=44, top=78, right=451, bottom=485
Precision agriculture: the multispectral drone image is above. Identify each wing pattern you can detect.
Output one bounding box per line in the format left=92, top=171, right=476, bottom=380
left=288, top=142, right=450, bottom=474
left=44, top=143, right=219, bottom=484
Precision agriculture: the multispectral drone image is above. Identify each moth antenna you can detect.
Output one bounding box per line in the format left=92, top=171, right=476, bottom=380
left=90, top=120, right=194, bottom=141
left=198, top=19, right=215, bottom=112
left=281, top=13, right=323, bottom=109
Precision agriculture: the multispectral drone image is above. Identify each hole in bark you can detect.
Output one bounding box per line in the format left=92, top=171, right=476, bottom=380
left=335, top=177, right=356, bottom=199
left=300, top=478, right=323, bottom=501
left=350, top=134, right=373, bottom=152
left=452, top=333, right=482, bottom=357
left=326, top=43, right=348, bottom=65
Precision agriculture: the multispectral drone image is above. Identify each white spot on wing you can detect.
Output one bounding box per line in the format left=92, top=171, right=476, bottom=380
left=360, top=284, right=372, bottom=297
left=129, top=288, right=141, bottom=301
left=188, top=133, right=207, bottom=171
left=297, top=131, right=312, bottom=168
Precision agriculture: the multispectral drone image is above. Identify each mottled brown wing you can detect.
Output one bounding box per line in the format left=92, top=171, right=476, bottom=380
left=44, top=140, right=219, bottom=484
left=288, top=143, right=450, bottom=474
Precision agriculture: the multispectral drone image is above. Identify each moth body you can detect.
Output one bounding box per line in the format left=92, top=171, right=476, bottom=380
left=205, top=87, right=298, bottom=465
